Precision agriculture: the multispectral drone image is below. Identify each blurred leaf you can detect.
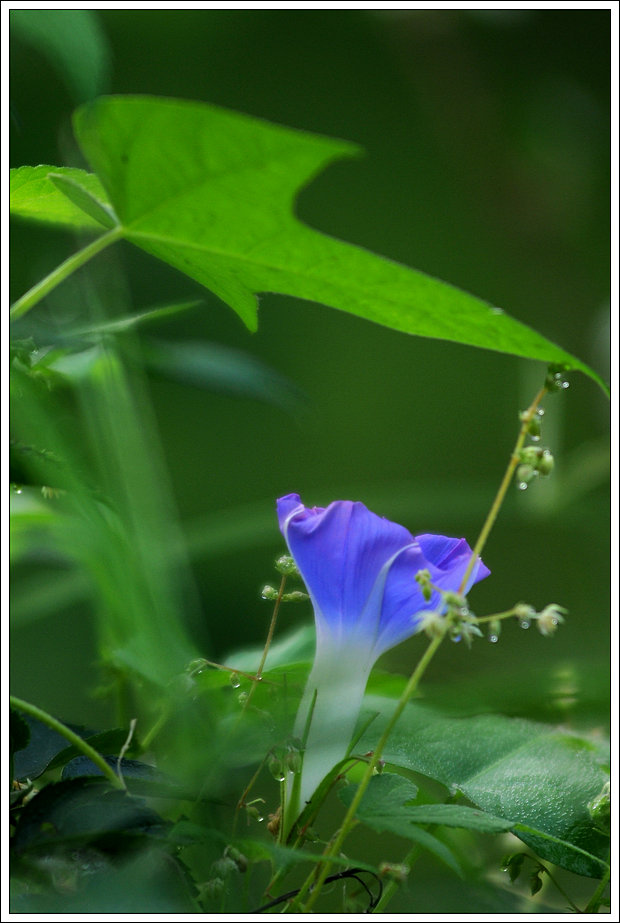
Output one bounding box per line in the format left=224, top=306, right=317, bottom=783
left=68, top=299, right=204, bottom=336
left=142, top=338, right=305, bottom=412
left=10, top=846, right=199, bottom=913
left=11, top=778, right=167, bottom=854
left=10, top=166, right=111, bottom=231
left=358, top=697, right=610, bottom=878
left=10, top=9, right=110, bottom=102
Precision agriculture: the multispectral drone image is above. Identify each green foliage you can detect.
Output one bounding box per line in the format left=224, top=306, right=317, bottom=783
left=9, top=69, right=609, bottom=913
left=10, top=95, right=605, bottom=391
left=357, top=696, right=609, bottom=878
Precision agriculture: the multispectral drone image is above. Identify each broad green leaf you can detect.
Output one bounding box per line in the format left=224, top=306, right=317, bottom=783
left=358, top=697, right=609, bottom=878
left=70, top=97, right=603, bottom=390
left=11, top=96, right=604, bottom=390
left=10, top=165, right=113, bottom=231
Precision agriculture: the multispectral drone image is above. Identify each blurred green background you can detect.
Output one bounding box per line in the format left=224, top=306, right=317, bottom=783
left=10, top=8, right=610, bottom=735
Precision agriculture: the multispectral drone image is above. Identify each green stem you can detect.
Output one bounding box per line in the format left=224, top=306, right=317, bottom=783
left=583, top=862, right=610, bottom=913
left=458, top=384, right=548, bottom=594
left=242, top=576, right=286, bottom=712
left=294, top=632, right=445, bottom=912
left=10, top=228, right=123, bottom=321
left=10, top=695, right=125, bottom=790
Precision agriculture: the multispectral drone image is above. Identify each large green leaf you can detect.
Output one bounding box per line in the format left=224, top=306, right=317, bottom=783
left=357, top=697, right=609, bottom=878
left=11, top=96, right=605, bottom=391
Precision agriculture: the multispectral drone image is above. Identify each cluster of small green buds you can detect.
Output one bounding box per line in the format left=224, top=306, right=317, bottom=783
left=274, top=553, right=301, bottom=577
left=378, top=862, right=410, bottom=883
left=513, top=602, right=566, bottom=635
left=415, top=568, right=433, bottom=601
left=443, top=592, right=483, bottom=646
left=199, top=877, right=225, bottom=902
left=420, top=592, right=482, bottom=646
left=420, top=609, right=448, bottom=640
left=545, top=363, right=571, bottom=392
left=516, top=446, right=555, bottom=489
left=268, top=739, right=304, bottom=780
left=260, top=584, right=308, bottom=603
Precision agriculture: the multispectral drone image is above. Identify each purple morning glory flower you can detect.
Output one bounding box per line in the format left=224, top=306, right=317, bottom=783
left=277, top=493, right=490, bottom=817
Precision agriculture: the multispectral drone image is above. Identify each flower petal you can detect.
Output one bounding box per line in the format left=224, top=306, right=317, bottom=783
left=277, top=494, right=418, bottom=643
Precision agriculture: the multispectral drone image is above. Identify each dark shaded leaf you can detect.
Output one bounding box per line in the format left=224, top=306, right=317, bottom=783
left=12, top=777, right=167, bottom=855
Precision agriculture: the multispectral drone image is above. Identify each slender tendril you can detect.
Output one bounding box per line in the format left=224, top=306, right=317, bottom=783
left=243, top=575, right=286, bottom=712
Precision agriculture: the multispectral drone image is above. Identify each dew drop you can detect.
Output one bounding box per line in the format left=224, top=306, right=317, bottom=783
left=488, top=634, right=499, bottom=643
left=230, top=672, right=241, bottom=689
left=520, top=619, right=531, bottom=630
left=529, top=434, right=541, bottom=443
left=518, top=482, right=529, bottom=491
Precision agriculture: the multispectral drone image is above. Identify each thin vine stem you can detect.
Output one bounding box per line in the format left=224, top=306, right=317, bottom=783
left=242, top=575, right=286, bottom=712
left=9, top=228, right=123, bottom=321
left=10, top=695, right=125, bottom=790
left=583, top=860, right=610, bottom=913
left=458, top=383, right=548, bottom=594
left=291, top=631, right=445, bottom=912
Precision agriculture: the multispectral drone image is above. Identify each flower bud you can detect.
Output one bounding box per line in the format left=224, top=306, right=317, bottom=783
left=415, top=569, right=433, bottom=601
left=545, top=364, right=570, bottom=391
left=516, top=464, right=537, bottom=489
left=536, top=604, right=566, bottom=636
left=520, top=410, right=542, bottom=441
left=274, top=554, right=300, bottom=577
left=487, top=619, right=501, bottom=643
left=281, top=590, right=309, bottom=602
left=537, top=450, right=554, bottom=476
left=519, top=446, right=543, bottom=466
left=211, top=856, right=238, bottom=879
left=224, top=846, right=248, bottom=873
left=420, top=610, right=447, bottom=639
left=260, top=584, right=279, bottom=600
left=379, top=862, right=410, bottom=883
left=285, top=749, right=303, bottom=774
left=245, top=804, right=264, bottom=822
left=201, top=877, right=225, bottom=900
left=268, top=755, right=286, bottom=782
